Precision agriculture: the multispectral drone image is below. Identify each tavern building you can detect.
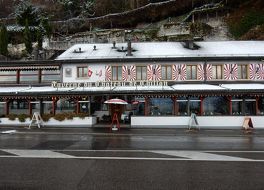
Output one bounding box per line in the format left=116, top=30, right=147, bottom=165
left=0, top=40, right=264, bottom=128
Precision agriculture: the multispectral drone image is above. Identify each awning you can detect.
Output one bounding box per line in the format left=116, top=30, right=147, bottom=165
left=0, top=65, right=60, bottom=71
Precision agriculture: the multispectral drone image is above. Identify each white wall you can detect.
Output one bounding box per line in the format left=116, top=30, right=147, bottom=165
left=131, top=116, right=264, bottom=129
left=0, top=117, right=97, bottom=128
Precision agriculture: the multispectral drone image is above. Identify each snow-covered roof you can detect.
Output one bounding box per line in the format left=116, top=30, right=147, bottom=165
left=56, top=41, right=264, bottom=60
left=1, top=83, right=264, bottom=95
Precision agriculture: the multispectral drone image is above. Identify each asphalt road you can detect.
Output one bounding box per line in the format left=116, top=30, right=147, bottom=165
left=0, top=128, right=264, bottom=190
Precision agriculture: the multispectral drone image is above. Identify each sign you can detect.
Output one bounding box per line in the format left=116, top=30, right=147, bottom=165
left=51, top=81, right=168, bottom=88
left=29, top=112, right=44, bottom=129
left=188, top=113, right=199, bottom=130
left=242, top=117, right=254, bottom=130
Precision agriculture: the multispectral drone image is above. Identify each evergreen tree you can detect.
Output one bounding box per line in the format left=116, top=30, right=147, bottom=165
left=23, top=19, right=32, bottom=54
left=0, top=24, right=8, bottom=56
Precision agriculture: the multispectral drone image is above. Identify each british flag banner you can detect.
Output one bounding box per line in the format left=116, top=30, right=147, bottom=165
left=249, top=64, right=257, bottom=80
left=105, top=65, right=112, bottom=81
left=197, top=64, right=213, bottom=81
left=256, top=64, right=264, bottom=80
left=122, top=65, right=136, bottom=81
left=147, top=64, right=161, bottom=81
left=224, top=64, right=238, bottom=80
left=172, top=64, right=187, bottom=81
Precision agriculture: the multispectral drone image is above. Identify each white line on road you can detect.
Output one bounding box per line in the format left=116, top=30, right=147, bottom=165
left=151, top=151, right=253, bottom=161
left=3, top=149, right=75, bottom=158
left=1, top=130, right=17, bottom=134
left=1, top=149, right=264, bottom=162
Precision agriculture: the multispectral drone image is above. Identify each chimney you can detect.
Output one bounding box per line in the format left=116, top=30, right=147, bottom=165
left=93, top=45, right=96, bottom=50
left=126, top=40, right=132, bottom=56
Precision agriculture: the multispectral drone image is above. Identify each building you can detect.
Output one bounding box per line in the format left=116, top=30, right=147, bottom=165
left=0, top=41, right=264, bottom=128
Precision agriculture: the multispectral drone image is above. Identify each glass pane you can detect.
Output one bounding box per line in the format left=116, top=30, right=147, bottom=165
left=0, top=103, right=5, bottom=117
left=56, top=99, right=75, bottom=113
left=167, top=66, right=172, bottom=80
left=258, top=97, right=264, bottom=115
left=237, top=66, right=242, bottom=79
left=217, top=65, right=222, bottom=79
left=232, top=101, right=243, bottom=115
left=242, top=65, right=247, bottom=79
left=245, top=101, right=256, bottom=115
left=192, top=66, right=197, bottom=79
left=177, top=97, right=188, bottom=116
left=149, top=98, right=173, bottom=116
left=112, top=67, right=117, bottom=81
left=42, top=75, right=60, bottom=82
left=136, top=67, right=141, bottom=80
left=203, top=97, right=229, bottom=115
left=9, top=100, right=29, bottom=115
left=212, top=66, right=217, bottom=79
left=187, top=66, right=191, bottom=80
left=118, top=66, right=122, bottom=81
left=142, top=67, right=147, bottom=80
left=162, top=66, right=166, bottom=80
left=20, top=75, right=38, bottom=82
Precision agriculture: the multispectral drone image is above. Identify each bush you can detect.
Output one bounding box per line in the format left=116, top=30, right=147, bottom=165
left=53, top=113, right=67, bottom=121
left=7, top=114, right=17, bottom=121
left=18, top=114, right=29, bottom=122
left=42, top=114, right=53, bottom=122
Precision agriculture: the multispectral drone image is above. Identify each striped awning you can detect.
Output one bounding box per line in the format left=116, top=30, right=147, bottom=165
left=0, top=65, right=60, bottom=71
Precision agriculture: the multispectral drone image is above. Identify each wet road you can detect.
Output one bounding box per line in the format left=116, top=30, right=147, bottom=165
left=0, top=128, right=264, bottom=190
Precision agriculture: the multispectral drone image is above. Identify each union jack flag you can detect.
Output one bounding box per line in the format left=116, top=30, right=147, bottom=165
left=105, top=65, right=112, bottom=81
left=224, top=64, right=238, bottom=80
left=147, top=64, right=161, bottom=81
left=172, top=64, right=186, bottom=81
left=197, top=64, right=213, bottom=81
left=256, top=64, right=264, bottom=80
left=122, top=65, right=136, bottom=81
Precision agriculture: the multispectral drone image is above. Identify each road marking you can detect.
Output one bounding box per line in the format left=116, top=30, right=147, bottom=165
left=151, top=151, right=253, bottom=161
left=1, top=130, right=17, bottom=134
left=0, top=149, right=264, bottom=162
left=3, top=149, right=75, bottom=158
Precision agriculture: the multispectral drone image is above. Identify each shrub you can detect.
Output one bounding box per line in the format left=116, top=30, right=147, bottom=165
left=53, top=113, right=66, bottom=121
left=18, top=114, right=29, bottom=122
left=42, top=114, right=53, bottom=122
left=7, top=114, right=17, bottom=121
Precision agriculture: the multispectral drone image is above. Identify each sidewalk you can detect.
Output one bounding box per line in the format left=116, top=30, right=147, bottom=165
left=0, top=125, right=262, bottom=137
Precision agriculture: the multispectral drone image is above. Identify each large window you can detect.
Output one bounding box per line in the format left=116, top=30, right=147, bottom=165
left=9, top=100, right=29, bottom=115
left=187, top=65, right=197, bottom=80
left=56, top=98, right=76, bottom=113
left=112, top=66, right=122, bottom=81
left=258, top=97, right=264, bottom=115
left=232, top=97, right=243, bottom=115
left=189, top=97, right=201, bottom=115
left=161, top=65, right=172, bottom=80
left=212, top=65, right=222, bottom=79
left=149, top=98, right=173, bottom=116
left=20, top=70, right=38, bottom=83
left=237, top=65, right=248, bottom=79
left=0, top=71, right=16, bottom=83
left=177, top=97, right=188, bottom=116
left=136, top=66, right=147, bottom=80
left=203, top=97, right=229, bottom=115
left=77, top=66, right=88, bottom=78
left=244, top=97, right=256, bottom=115
left=42, top=70, right=60, bottom=82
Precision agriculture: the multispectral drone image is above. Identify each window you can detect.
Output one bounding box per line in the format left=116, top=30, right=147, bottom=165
left=212, top=65, right=222, bottom=79
left=0, top=71, right=16, bottom=83
left=257, top=97, right=264, bottom=115
left=187, top=65, right=197, bottom=80
left=232, top=97, right=243, bottom=115
left=176, top=97, right=188, bottom=116
left=112, top=66, right=122, bottom=81
left=161, top=65, right=172, bottom=80
left=237, top=65, right=248, bottom=79
left=20, top=70, right=38, bottom=83
left=136, top=66, right=147, bottom=80
left=149, top=98, right=173, bottom=116
left=245, top=97, right=256, bottom=115
left=189, top=97, right=201, bottom=115
left=77, top=67, right=88, bottom=78
left=203, top=97, right=229, bottom=116
left=9, top=100, right=29, bottom=115
left=42, top=70, right=60, bottom=82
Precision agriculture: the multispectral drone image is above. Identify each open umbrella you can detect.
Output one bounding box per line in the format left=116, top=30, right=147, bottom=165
left=104, top=98, right=128, bottom=105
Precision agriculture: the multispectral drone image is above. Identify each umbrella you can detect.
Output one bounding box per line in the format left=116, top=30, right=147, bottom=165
left=104, top=98, right=128, bottom=105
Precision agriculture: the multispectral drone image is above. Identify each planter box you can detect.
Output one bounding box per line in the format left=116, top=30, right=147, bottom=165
left=0, top=117, right=97, bottom=128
